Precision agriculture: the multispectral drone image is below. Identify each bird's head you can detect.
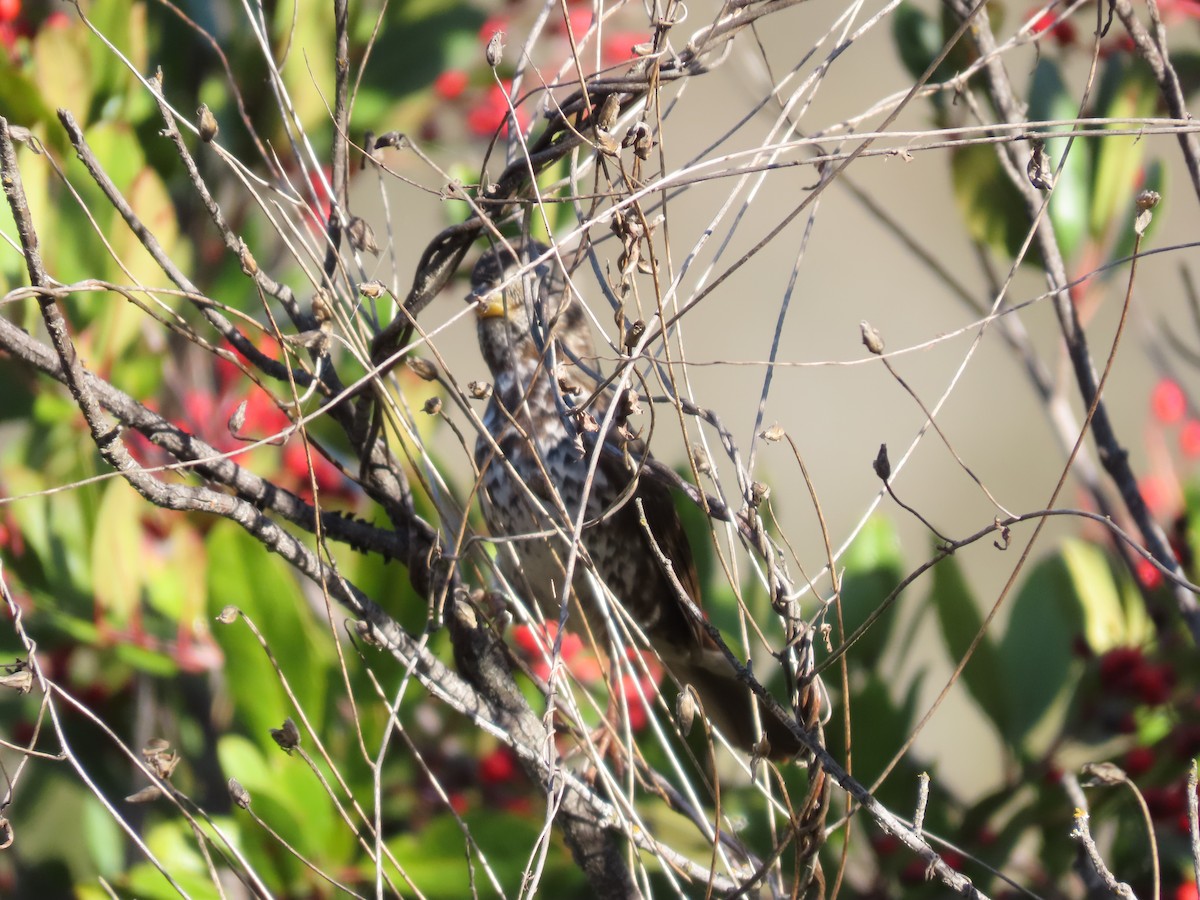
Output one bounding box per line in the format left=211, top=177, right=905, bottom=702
left=468, top=239, right=591, bottom=379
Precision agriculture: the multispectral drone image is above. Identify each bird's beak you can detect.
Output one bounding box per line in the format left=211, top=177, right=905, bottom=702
left=472, top=291, right=508, bottom=319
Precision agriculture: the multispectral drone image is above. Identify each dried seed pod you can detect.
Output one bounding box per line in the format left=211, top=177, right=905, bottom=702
left=596, top=130, right=621, bottom=157
left=873, top=444, right=891, bottom=481
left=423, top=396, right=443, bottom=415
left=216, top=605, right=240, bottom=624
left=347, top=216, right=379, bottom=255
left=633, top=127, right=653, bottom=161
left=126, top=785, right=165, bottom=804
left=227, top=400, right=248, bottom=435
left=1080, top=761, right=1127, bottom=786
left=468, top=380, right=493, bottom=400
left=239, top=244, right=258, bottom=277
left=597, top=93, right=621, bottom=132
left=359, top=280, right=386, bottom=299
left=485, top=31, right=504, bottom=67
left=197, top=103, right=218, bottom=143
left=270, top=718, right=301, bottom=752
left=228, top=778, right=251, bottom=809
left=0, top=668, right=31, bottom=694
left=407, top=357, right=438, bottom=382
left=312, top=288, right=333, bottom=324
left=760, top=423, right=786, bottom=442
left=1026, top=137, right=1053, bottom=190
left=676, top=685, right=698, bottom=736
left=861, top=321, right=884, bottom=355
left=750, top=481, right=770, bottom=507
left=623, top=319, right=646, bottom=352
left=1134, top=189, right=1161, bottom=236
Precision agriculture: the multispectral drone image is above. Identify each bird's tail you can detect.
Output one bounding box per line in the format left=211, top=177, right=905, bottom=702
left=666, top=651, right=809, bottom=761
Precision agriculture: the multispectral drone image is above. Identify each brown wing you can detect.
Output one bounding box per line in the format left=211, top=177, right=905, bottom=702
left=603, top=437, right=805, bottom=759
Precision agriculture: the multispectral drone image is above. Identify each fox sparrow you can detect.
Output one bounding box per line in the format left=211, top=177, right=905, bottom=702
left=469, top=238, right=802, bottom=759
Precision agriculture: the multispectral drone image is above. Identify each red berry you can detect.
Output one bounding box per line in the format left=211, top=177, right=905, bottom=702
left=899, top=859, right=928, bottom=885
left=1152, top=377, right=1187, bottom=424
left=1144, top=784, right=1186, bottom=819
left=0, top=0, right=19, bottom=25
left=1123, top=745, right=1155, bottom=777
left=1098, top=646, right=1145, bottom=691
left=871, top=833, right=901, bottom=857
left=1132, top=663, right=1175, bottom=706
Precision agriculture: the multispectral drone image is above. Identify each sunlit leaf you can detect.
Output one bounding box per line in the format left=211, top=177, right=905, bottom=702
left=951, top=143, right=1036, bottom=264
left=1089, top=58, right=1157, bottom=241
left=91, top=480, right=145, bottom=627
left=1027, top=58, right=1091, bottom=264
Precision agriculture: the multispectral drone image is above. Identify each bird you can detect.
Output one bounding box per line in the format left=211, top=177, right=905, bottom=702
left=468, top=238, right=804, bottom=761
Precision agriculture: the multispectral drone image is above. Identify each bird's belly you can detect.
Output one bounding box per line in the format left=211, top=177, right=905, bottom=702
left=480, top=437, right=614, bottom=626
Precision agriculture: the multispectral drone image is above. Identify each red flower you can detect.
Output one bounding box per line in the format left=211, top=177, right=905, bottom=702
left=602, top=31, right=647, bottom=65
left=1159, top=0, right=1200, bottom=23
left=556, top=7, right=593, bottom=40
left=1139, top=475, right=1173, bottom=516
left=1152, top=377, right=1187, bottom=424
left=1182, top=420, right=1200, bottom=458
left=466, top=82, right=527, bottom=138
left=479, top=16, right=507, bottom=46
left=1135, top=557, right=1163, bottom=590
left=1027, top=8, right=1076, bottom=45
left=434, top=69, right=468, bottom=101
left=478, top=746, right=519, bottom=784
left=281, top=440, right=345, bottom=496
left=0, top=0, right=19, bottom=25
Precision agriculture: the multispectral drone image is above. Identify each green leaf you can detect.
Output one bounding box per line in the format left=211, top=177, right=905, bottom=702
left=1027, top=58, right=1091, bottom=263
left=823, top=671, right=924, bottom=814
left=143, top=519, right=207, bottom=623
left=217, top=734, right=349, bottom=872
left=31, top=19, right=93, bottom=122
left=91, top=481, right=145, bottom=627
left=206, top=521, right=334, bottom=749
left=997, top=547, right=1087, bottom=745
left=930, top=552, right=1009, bottom=732
left=892, top=2, right=944, bottom=82
left=1060, top=539, right=1140, bottom=652
left=1106, top=159, right=1165, bottom=271
left=1089, top=58, right=1157, bottom=241
left=837, top=517, right=905, bottom=669
left=951, top=143, right=1036, bottom=264
left=83, top=794, right=125, bottom=879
